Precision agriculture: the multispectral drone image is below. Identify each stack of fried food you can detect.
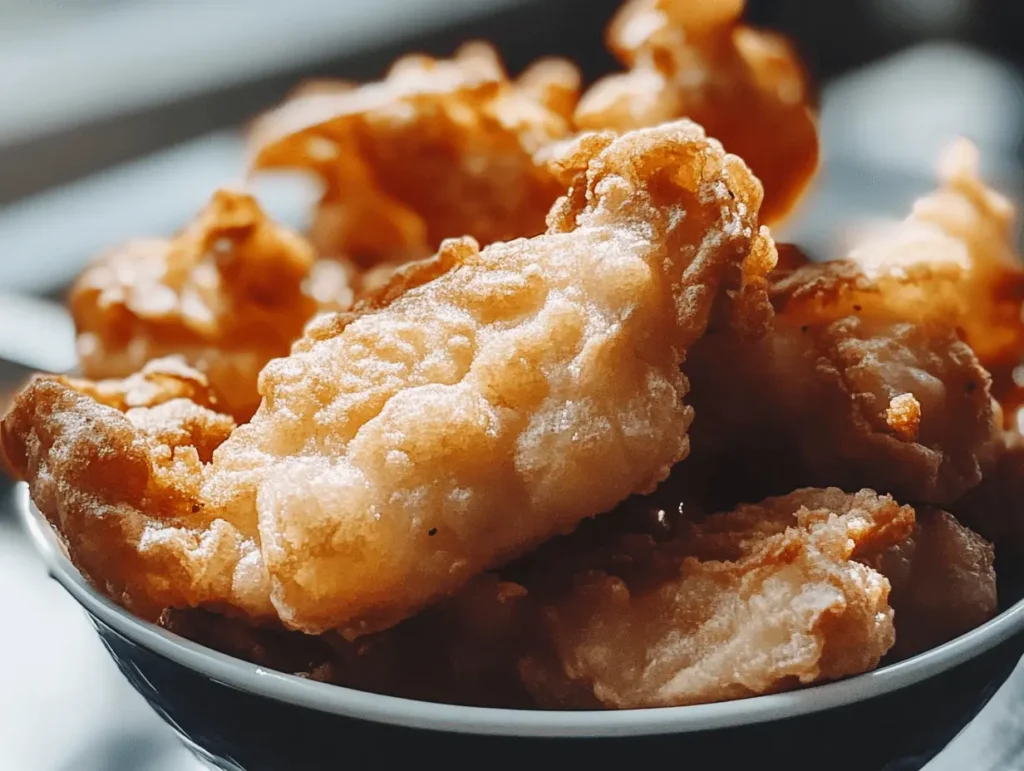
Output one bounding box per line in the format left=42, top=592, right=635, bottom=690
left=3, top=0, right=1021, bottom=710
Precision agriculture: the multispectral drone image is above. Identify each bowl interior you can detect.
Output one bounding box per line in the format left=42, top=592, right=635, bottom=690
left=15, top=483, right=1024, bottom=738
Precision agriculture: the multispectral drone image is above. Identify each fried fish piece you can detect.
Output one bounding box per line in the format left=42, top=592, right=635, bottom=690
left=249, top=42, right=580, bottom=264
left=576, top=0, right=818, bottom=224
left=204, top=121, right=774, bottom=636
left=688, top=313, right=1000, bottom=506
left=0, top=359, right=268, bottom=620
left=70, top=189, right=319, bottom=422
left=774, top=139, right=1024, bottom=374
left=520, top=488, right=911, bottom=709
left=2, top=121, right=774, bottom=637
left=686, top=145, right=1009, bottom=506
left=860, top=507, right=996, bottom=660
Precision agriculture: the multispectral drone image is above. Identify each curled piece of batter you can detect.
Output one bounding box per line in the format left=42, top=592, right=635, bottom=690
left=0, top=359, right=274, bottom=621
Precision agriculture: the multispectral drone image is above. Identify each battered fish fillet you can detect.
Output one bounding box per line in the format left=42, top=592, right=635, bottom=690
left=249, top=42, right=580, bottom=264
left=519, top=488, right=911, bottom=709
left=70, top=189, right=320, bottom=422
left=576, top=0, right=818, bottom=224
left=4, top=121, right=775, bottom=637
left=688, top=313, right=1000, bottom=506
left=860, top=508, right=996, bottom=660
left=686, top=146, right=1009, bottom=505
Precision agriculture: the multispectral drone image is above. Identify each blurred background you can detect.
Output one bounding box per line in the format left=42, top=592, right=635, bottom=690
left=3, top=0, right=1024, bottom=768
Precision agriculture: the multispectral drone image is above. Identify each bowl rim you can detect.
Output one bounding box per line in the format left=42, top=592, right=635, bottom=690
left=15, top=483, right=1024, bottom=738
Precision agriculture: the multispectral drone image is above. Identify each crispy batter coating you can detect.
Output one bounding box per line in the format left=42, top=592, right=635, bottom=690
left=575, top=0, right=818, bottom=224
left=4, top=121, right=774, bottom=637
left=713, top=222, right=778, bottom=341
left=885, top=393, right=922, bottom=442
left=689, top=311, right=999, bottom=506
left=687, top=149, right=1008, bottom=506
left=773, top=140, right=1024, bottom=371
left=520, top=488, right=911, bottom=709
left=66, top=356, right=223, bottom=413
left=0, top=359, right=272, bottom=620
left=860, top=508, right=996, bottom=660
left=250, top=43, right=580, bottom=263
left=70, top=189, right=319, bottom=422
